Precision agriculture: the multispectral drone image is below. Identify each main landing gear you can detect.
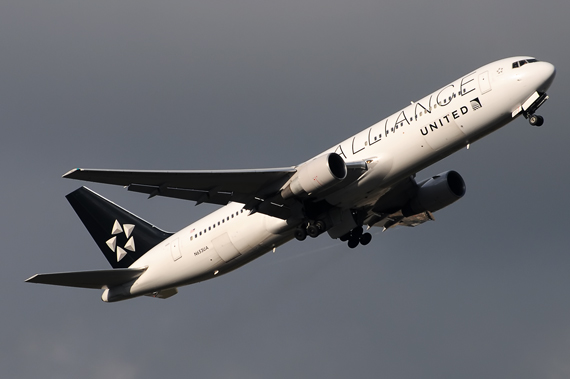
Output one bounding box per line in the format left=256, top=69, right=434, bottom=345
left=293, top=220, right=372, bottom=250
left=338, top=226, right=372, bottom=249
left=294, top=220, right=326, bottom=241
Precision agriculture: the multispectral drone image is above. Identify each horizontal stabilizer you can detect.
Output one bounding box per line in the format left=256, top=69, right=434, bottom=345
left=25, top=268, right=146, bottom=289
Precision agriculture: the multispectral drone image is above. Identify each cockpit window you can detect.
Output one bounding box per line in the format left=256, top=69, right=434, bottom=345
left=512, top=58, right=539, bottom=68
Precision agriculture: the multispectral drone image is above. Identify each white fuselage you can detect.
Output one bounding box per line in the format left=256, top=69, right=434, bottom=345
left=116, top=57, right=555, bottom=300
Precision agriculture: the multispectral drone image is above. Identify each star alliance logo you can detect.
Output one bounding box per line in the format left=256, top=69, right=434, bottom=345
left=106, top=220, right=136, bottom=262
left=470, top=97, right=482, bottom=111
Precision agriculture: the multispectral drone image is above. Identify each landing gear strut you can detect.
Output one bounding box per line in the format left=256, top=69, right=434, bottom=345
left=523, top=92, right=548, bottom=127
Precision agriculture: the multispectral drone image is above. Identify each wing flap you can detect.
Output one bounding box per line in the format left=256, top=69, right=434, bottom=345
left=127, top=183, right=233, bottom=205
left=25, top=268, right=147, bottom=289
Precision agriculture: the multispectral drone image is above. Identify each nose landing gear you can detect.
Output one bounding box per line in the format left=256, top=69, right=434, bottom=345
left=528, top=114, right=544, bottom=127
left=523, top=92, right=549, bottom=127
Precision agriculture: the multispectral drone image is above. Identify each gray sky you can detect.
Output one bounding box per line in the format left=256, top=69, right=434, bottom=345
left=2, top=0, right=570, bottom=378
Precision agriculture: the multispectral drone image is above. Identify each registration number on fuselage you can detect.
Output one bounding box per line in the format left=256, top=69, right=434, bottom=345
left=194, top=246, right=209, bottom=256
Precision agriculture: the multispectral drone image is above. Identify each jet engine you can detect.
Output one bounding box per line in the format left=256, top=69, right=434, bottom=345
left=281, top=153, right=347, bottom=199
left=402, top=170, right=466, bottom=216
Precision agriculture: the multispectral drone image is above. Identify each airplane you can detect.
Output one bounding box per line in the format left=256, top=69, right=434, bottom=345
left=26, top=56, right=556, bottom=302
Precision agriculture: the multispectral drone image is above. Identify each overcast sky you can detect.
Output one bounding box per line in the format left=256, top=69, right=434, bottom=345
left=2, top=1, right=570, bottom=378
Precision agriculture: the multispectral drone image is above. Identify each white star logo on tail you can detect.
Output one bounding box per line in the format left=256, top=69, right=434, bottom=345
left=105, top=220, right=136, bottom=262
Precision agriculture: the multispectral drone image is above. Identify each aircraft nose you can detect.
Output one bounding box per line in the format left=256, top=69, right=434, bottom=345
left=536, top=61, right=556, bottom=92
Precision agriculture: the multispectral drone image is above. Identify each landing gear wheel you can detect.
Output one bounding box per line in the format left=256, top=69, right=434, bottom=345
left=294, top=227, right=307, bottom=241
left=315, top=220, right=326, bottom=232
left=347, top=238, right=360, bottom=249
left=307, top=224, right=320, bottom=238
left=306, top=220, right=326, bottom=238
left=529, top=114, right=544, bottom=127
left=352, top=226, right=363, bottom=238
left=342, top=226, right=366, bottom=248
left=359, top=233, right=372, bottom=246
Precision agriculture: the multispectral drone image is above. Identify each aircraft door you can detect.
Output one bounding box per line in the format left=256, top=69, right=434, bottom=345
left=478, top=71, right=492, bottom=94
left=170, top=239, right=182, bottom=261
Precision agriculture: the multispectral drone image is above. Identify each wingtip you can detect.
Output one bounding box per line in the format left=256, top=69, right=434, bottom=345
left=62, top=168, right=81, bottom=178
left=25, top=274, right=39, bottom=283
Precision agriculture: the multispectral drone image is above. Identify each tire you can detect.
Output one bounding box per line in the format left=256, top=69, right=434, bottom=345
left=359, top=233, right=372, bottom=246
left=315, top=220, right=326, bottom=232
left=307, top=224, right=320, bottom=238
left=347, top=238, right=359, bottom=249
left=352, top=226, right=363, bottom=238
left=529, top=114, right=544, bottom=126
left=294, top=228, right=307, bottom=241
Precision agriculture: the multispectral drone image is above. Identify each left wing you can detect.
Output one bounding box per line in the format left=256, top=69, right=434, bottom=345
left=64, top=167, right=296, bottom=204
left=63, top=158, right=370, bottom=219
left=63, top=167, right=298, bottom=217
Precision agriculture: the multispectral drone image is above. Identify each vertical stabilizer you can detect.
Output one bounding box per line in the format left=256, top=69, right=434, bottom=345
left=66, top=187, right=172, bottom=268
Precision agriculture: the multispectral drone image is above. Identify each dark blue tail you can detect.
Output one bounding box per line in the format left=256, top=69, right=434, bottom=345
left=66, top=187, right=172, bottom=268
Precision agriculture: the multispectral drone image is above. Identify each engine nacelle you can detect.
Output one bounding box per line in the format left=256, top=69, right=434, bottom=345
left=281, top=153, right=347, bottom=199
left=403, top=170, right=466, bottom=216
